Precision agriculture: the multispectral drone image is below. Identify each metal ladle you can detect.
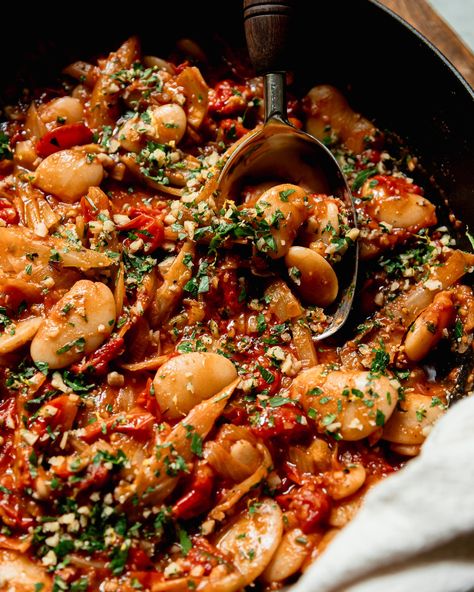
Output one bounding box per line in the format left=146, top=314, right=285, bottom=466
left=217, top=0, right=358, bottom=340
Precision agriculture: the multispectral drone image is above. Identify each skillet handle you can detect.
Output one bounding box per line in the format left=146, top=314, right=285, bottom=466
left=243, top=0, right=294, bottom=74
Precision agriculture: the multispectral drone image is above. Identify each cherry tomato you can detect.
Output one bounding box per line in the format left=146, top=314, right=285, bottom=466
left=209, top=80, right=249, bottom=116
left=80, top=189, right=110, bottom=222
left=36, top=122, right=94, bottom=158
left=0, top=198, right=18, bottom=225
left=365, top=174, right=423, bottom=197
left=72, top=336, right=124, bottom=375
left=136, top=377, right=160, bottom=418
left=80, top=410, right=155, bottom=443
left=0, top=481, right=35, bottom=530
left=119, top=208, right=165, bottom=253
left=173, top=463, right=214, bottom=520
left=30, top=394, right=79, bottom=438
left=219, top=118, right=248, bottom=143
left=127, top=547, right=155, bottom=571
left=251, top=404, right=309, bottom=440
left=277, top=480, right=331, bottom=533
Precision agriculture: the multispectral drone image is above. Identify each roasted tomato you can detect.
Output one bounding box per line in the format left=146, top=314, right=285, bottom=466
left=36, top=123, right=93, bottom=157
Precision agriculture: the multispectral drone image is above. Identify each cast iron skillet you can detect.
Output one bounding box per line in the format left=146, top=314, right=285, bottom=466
left=0, top=1, right=472, bottom=234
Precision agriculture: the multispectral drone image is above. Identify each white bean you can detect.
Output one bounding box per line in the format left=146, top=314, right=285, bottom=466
left=254, top=184, right=309, bottom=258
left=175, top=66, right=209, bottom=129
left=290, top=365, right=400, bottom=440
left=361, top=177, right=436, bottom=229
left=308, top=438, right=332, bottom=470
left=143, top=55, right=175, bottom=74
left=216, top=498, right=283, bottom=587
left=118, top=114, right=143, bottom=152
left=285, top=246, right=338, bottom=307
left=149, top=103, right=187, bottom=144
left=305, top=199, right=340, bottom=246
left=30, top=280, right=116, bottom=369
left=404, top=291, right=455, bottom=361
left=305, top=85, right=376, bottom=154
left=262, top=528, right=309, bottom=583
left=153, top=352, right=237, bottom=419
left=118, top=105, right=186, bottom=151
left=33, top=149, right=104, bottom=203
left=326, top=464, right=366, bottom=500
left=0, top=317, right=42, bottom=355
left=382, top=392, right=445, bottom=446
left=39, top=96, right=84, bottom=125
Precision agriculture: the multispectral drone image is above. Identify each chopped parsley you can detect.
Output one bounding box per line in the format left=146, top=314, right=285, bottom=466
left=352, top=167, right=378, bottom=192
left=268, top=396, right=293, bottom=407
left=56, top=337, right=86, bottom=355
left=416, top=407, right=427, bottom=422
left=257, top=313, right=267, bottom=334
left=257, top=365, right=275, bottom=384
left=93, top=449, right=127, bottom=467
left=177, top=526, right=192, bottom=556
left=62, top=370, right=95, bottom=393
left=322, top=413, right=337, bottom=426
left=0, top=131, right=12, bottom=160
left=0, top=306, right=11, bottom=331
left=109, top=541, right=130, bottom=574
left=454, top=320, right=463, bottom=340
left=34, top=361, right=49, bottom=375
left=375, top=409, right=386, bottom=426
left=466, top=230, right=474, bottom=250
left=370, top=344, right=390, bottom=376
left=279, top=188, right=295, bottom=202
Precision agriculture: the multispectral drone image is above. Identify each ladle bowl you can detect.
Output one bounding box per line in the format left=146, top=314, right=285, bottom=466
left=217, top=0, right=359, bottom=339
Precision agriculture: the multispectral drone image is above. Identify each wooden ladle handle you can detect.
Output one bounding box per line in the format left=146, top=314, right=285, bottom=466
left=243, top=0, right=294, bottom=74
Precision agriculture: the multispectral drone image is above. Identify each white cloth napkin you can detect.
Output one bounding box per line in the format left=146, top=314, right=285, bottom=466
left=291, top=395, right=474, bottom=592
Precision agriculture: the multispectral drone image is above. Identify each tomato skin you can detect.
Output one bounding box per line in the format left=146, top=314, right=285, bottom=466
left=80, top=410, right=155, bottom=443
left=30, top=394, right=79, bottom=438
left=76, top=462, right=109, bottom=492
left=118, top=208, right=165, bottom=253
left=72, top=336, right=124, bottom=375
left=366, top=174, right=423, bottom=197
left=0, top=398, right=17, bottom=473
left=222, top=403, right=248, bottom=426
left=209, top=80, right=249, bottom=116
left=219, top=118, right=248, bottom=143
left=136, top=377, right=160, bottom=418
left=0, top=198, right=18, bottom=225
left=36, top=122, right=94, bottom=158
left=175, top=60, right=191, bottom=75
left=251, top=404, right=309, bottom=440
left=127, top=547, right=155, bottom=571
left=288, top=117, right=303, bottom=129
left=172, top=463, right=214, bottom=520
left=205, top=266, right=245, bottom=319
left=80, top=189, right=110, bottom=222
left=277, top=481, right=331, bottom=533
left=0, top=485, right=34, bottom=530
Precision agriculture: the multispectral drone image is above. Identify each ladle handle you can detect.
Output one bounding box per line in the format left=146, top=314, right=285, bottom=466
left=243, top=0, right=294, bottom=121
left=243, top=0, right=293, bottom=74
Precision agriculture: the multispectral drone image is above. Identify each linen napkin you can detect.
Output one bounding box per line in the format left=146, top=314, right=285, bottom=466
left=291, top=395, right=474, bottom=592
